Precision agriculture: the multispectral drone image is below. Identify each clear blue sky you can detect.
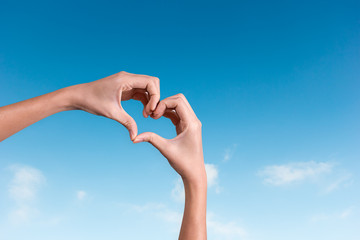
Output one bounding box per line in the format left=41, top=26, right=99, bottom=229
left=0, top=0, right=359, bottom=239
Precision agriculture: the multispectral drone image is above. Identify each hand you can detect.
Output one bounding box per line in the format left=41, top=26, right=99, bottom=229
left=71, top=71, right=160, bottom=140
left=134, top=94, right=207, bottom=240
left=133, top=93, right=205, bottom=184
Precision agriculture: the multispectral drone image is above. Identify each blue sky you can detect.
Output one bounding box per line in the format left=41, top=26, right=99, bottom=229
left=0, top=0, right=359, bottom=239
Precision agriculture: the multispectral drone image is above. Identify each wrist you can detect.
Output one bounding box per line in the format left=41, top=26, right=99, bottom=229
left=55, top=84, right=84, bottom=111
left=182, top=167, right=207, bottom=191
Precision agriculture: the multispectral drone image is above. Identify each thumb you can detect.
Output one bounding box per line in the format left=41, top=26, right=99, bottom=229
left=133, top=132, right=168, bottom=152
left=113, top=110, right=138, bottom=140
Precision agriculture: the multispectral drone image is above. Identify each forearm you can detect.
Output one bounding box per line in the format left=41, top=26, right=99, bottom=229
left=0, top=86, right=76, bottom=141
left=179, top=169, right=207, bottom=240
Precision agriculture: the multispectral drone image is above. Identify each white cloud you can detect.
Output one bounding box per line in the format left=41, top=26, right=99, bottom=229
left=122, top=202, right=182, bottom=225
left=156, top=208, right=183, bottom=225
left=8, top=165, right=46, bottom=202
left=323, top=173, right=353, bottom=194
left=340, top=207, right=354, bottom=219
left=7, top=165, right=45, bottom=223
left=258, top=161, right=333, bottom=186
left=171, top=178, right=185, bottom=202
left=310, top=206, right=355, bottom=223
left=8, top=206, right=39, bottom=223
left=122, top=203, right=247, bottom=239
left=129, top=202, right=166, bottom=213
left=172, top=163, right=220, bottom=202
left=208, top=214, right=247, bottom=240
left=205, top=163, right=219, bottom=187
left=224, top=144, right=237, bottom=162
left=76, top=190, right=87, bottom=200
left=205, top=163, right=220, bottom=193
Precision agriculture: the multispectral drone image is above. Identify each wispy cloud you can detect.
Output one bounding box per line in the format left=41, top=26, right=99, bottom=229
left=8, top=205, right=39, bottom=223
left=223, top=144, right=237, bottom=162
left=310, top=206, right=356, bottom=223
left=208, top=212, right=247, bottom=239
left=205, top=163, right=220, bottom=193
left=340, top=206, right=355, bottom=219
left=8, top=165, right=46, bottom=202
left=171, top=178, right=185, bottom=202
left=7, top=165, right=46, bottom=223
left=156, top=208, right=183, bottom=225
left=257, top=161, right=354, bottom=195
left=172, top=163, right=220, bottom=202
left=130, top=202, right=167, bottom=213
left=76, top=190, right=87, bottom=201
left=258, top=161, right=333, bottom=186
left=121, top=202, right=247, bottom=239
left=323, top=173, right=353, bottom=194
left=121, top=202, right=182, bottom=225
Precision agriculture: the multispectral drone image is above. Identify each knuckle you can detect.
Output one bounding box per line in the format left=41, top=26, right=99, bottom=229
left=189, top=119, right=202, bottom=130
left=174, top=97, right=183, bottom=104
left=159, top=101, right=167, bottom=109
left=176, top=93, right=185, bottom=99
left=152, top=77, right=160, bottom=83
left=151, top=91, right=160, bottom=97
left=148, top=133, right=154, bottom=142
left=117, top=71, right=127, bottom=76
left=147, top=80, right=159, bottom=92
left=174, top=93, right=185, bottom=103
left=194, top=119, right=202, bottom=128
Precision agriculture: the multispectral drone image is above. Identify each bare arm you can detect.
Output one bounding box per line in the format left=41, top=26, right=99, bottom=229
left=0, top=87, right=74, bottom=141
left=0, top=71, right=160, bottom=142
left=134, top=94, right=207, bottom=240
left=180, top=177, right=207, bottom=240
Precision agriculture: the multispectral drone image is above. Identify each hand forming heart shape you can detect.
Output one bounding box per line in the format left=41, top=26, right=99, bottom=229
left=134, top=93, right=204, bottom=183
left=0, top=70, right=208, bottom=239
left=72, top=71, right=205, bottom=182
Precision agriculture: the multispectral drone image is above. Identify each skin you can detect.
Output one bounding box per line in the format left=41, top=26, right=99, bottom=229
left=0, top=71, right=160, bottom=142
left=133, top=94, right=207, bottom=240
left=0, top=71, right=207, bottom=240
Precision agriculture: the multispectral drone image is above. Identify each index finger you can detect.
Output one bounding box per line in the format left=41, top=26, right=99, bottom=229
left=152, top=94, right=196, bottom=123
left=130, top=75, right=160, bottom=117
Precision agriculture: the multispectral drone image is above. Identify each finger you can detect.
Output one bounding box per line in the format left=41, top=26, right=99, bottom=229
left=130, top=76, right=160, bottom=117
left=112, top=109, right=138, bottom=140
left=133, top=132, right=169, bottom=153
left=132, top=92, right=149, bottom=106
left=152, top=94, right=194, bottom=122
left=131, top=91, right=150, bottom=118
left=145, top=82, right=160, bottom=117
left=163, top=109, right=180, bottom=126
left=177, top=94, right=197, bottom=117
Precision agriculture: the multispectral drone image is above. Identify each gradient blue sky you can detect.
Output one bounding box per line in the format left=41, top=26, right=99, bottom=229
left=1, top=0, right=359, bottom=239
